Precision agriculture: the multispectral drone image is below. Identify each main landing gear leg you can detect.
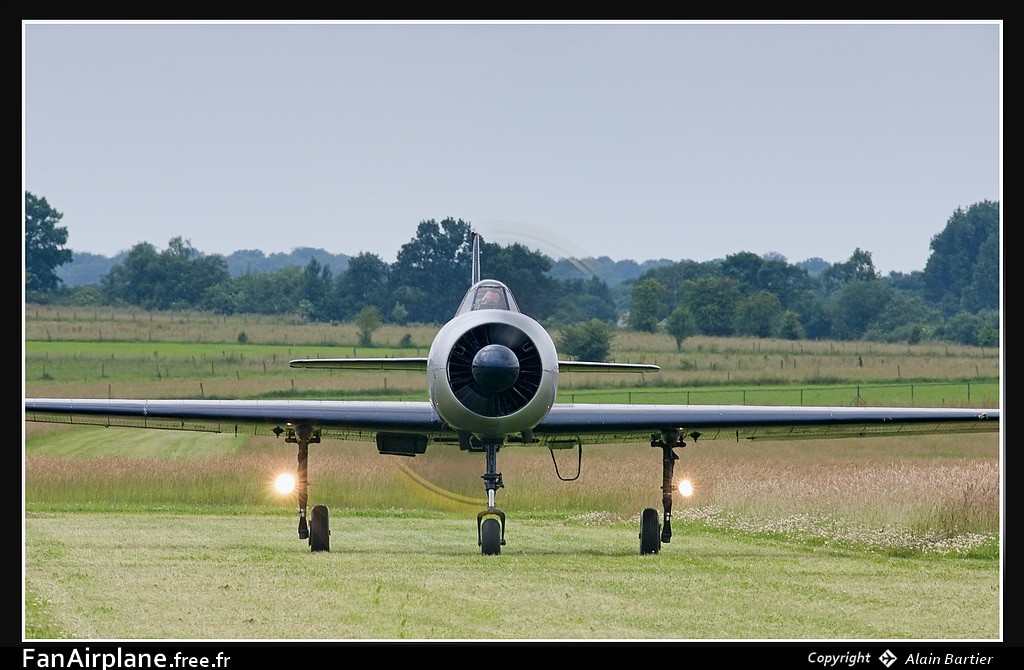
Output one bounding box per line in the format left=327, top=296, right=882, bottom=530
left=286, top=425, right=327, bottom=551
left=477, top=439, right=506, bottom=556
left=639, top=429, right=683, bottom=555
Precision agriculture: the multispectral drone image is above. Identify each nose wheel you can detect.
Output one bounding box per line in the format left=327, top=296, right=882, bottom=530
left=478, top=510, right=506, bottom=555
left=478, top=439, right=507, bottom=555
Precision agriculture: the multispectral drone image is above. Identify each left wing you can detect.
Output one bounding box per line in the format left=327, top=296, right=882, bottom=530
left=532, top=403, right=999, bottom=446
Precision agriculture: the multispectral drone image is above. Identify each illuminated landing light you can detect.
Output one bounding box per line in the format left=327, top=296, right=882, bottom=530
left=677, top=480, right=693, bottom=497
left=274, top=473, right=296, bottom=494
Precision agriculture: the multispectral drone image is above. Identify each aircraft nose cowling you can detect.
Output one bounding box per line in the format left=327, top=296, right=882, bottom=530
left=471, top=344, right=520, bottom=393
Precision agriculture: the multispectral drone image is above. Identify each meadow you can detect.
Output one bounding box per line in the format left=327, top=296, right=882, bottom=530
left=25, top=304, right=999, bottom=403
left=22, top=305, right=1003, bottom=641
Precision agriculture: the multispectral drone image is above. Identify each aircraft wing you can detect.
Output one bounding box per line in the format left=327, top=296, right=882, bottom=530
left=24, top=398, right=445, bottom=442
left=289, top=357, right=429, bottom=371
left=24, top=397, right=998, bottom=445
left=288, top=358, right=659, bottom=373
left=557, top=361, right=660, bottom=373
left=531, top=403, right=999, bottom=446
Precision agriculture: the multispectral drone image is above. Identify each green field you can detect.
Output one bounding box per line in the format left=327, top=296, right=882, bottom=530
left=23, top=306, right=1003, bottom=641
left=24, top=511, right=1000, bottom=640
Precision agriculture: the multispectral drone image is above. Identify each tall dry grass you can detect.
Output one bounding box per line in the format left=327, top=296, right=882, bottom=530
left=25, top=427, right=1000, bottom=556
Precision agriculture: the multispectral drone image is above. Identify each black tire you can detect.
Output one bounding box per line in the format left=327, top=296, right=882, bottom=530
left=480, top=517, right=501, bottom=556
left=309, top=504, right=330, bottom=552
left=639, top=507, right=660, bottom=555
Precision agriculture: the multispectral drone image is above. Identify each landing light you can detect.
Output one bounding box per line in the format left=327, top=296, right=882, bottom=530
left=677, top=480, right=693, bottom=497
left=274, top=473, right=296, bottom=494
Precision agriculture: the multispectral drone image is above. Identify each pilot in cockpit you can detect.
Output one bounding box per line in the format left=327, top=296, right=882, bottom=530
left=474, top=287, right=508, bottom=310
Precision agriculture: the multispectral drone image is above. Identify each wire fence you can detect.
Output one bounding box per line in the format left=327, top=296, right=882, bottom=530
left=558, top=381, right=1000, bottom=407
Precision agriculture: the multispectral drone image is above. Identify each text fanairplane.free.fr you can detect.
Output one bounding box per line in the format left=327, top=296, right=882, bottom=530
left=24, top=234, right=999, bottom=555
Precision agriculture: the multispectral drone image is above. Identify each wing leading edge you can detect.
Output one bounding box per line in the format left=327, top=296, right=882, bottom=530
left=24, top=397, right=998, bottom=445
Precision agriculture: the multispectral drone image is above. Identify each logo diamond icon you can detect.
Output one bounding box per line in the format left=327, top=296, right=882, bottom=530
left=880, top=650, right=897, bottom=667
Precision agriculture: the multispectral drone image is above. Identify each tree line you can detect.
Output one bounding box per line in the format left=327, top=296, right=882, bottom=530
left=25, top=192, right=999, bottom=349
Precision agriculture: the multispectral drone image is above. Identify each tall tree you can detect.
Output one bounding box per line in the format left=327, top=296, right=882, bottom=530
left=479, top=241, right=557, bottom=318
left=101, top=242, right=162, bottom=307
left=862, top=292, right=942, bottom=343
left=300, top=258, right=334, bottom=321
left=628, top=278, right=666, bottom=332
left=735, top=290, right=782, bottom=337
left=641, top=259, right=719, bottom=311
left=664, top=305, right=696, bottom=351
left=754, top=258, right=816, bottom=310
left=822, top=248, right=879, bottom=289
left=548, top=276, right=618, bottom=326
left=682, top=276, right=742, bottom=336
left=25, top=192, right=73, bottom=295
left=333, top=252, right=392, bottom=320
left=719, top=251, right=765, bottom=294
left=223, top=267, right=304, bottom=315
left=959, top=233, right=1000, bottom=313
left=355, top=305, right=382, bottom=346
left=827, top=279, right=893, bottom=341
left=101, top=238, right=229, bottom=310
left=922, top=200, right=999, bottom=316
left=392, top=218, right=474, bottom=323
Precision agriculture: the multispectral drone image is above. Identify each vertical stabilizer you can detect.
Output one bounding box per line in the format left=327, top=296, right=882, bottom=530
left=471, top=231, right=481, bottom=285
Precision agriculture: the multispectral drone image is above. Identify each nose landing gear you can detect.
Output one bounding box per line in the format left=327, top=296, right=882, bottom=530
left=477, top=439, right=506, bottom=555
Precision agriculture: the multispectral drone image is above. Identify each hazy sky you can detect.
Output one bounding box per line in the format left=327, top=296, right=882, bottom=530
left=23, top=20, right=1001, bottom=275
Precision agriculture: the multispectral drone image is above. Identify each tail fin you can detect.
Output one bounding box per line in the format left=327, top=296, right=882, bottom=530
left=471, top=231, right=481, bottom=285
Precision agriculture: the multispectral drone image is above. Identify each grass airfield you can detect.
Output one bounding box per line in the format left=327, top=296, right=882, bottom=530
left=23, top=308, right=1001, bottom=642
left=24, top=510, right=999, bottom=641
left=24, top=425, right=1000, bottom=642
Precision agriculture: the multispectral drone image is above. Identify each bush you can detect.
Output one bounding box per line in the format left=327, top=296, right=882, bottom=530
left=557, top=319, right=613, bottom=362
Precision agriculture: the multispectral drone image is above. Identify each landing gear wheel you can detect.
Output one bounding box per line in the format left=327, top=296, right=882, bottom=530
left=639, top=507, right=661, bottom=555
left=480, top=517, right=502, bottom=556
left=309, top=504, right=330, bottom=552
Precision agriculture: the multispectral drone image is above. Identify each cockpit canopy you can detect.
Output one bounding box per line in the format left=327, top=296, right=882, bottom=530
left=456, top=280, right=520, bottom=315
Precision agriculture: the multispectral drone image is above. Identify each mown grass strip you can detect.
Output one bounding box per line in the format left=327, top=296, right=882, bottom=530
left=23, top=512, right=999, bottom=641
